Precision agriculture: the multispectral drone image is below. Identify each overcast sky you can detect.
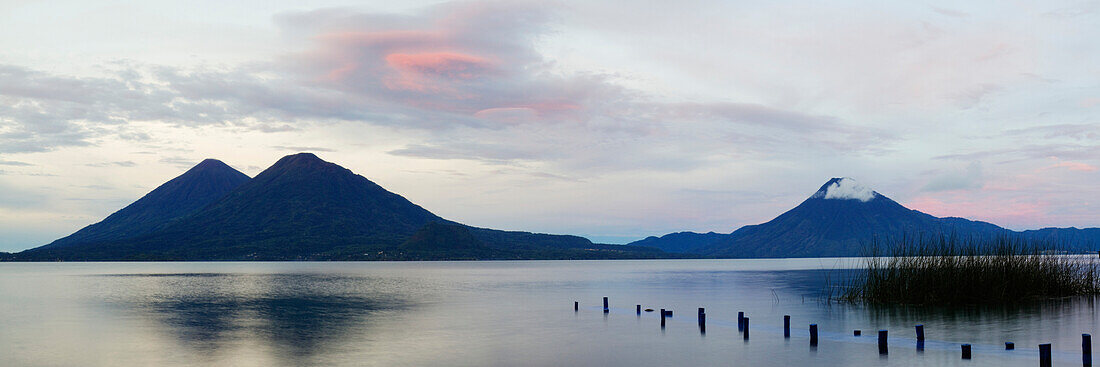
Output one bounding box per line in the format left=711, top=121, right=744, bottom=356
left=1, top=0, right=1098, bottom=252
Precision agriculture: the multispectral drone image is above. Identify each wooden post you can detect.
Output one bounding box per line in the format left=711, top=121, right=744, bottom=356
left=660, top=308, right=666, bottom=328
left=574, top=301, right=578, bottom=312
left=1005, top=342, right=1014, bottom=350
left=698, top=308, right=705, bottom=323
left=854, top=330, right=861, bottom=336
left=1040, top=343, right=1052, bottom=367
left=738, top=311, right=745, bottom=331
left=603, top=297, right=609, bottom=313
left=915, top=324, right=925, bottom=341
left=878, top=330, right=888, bottom=355
left=636, top=304, right=641, bottom=315
left=783, top=315, right=791, bottom=338
left=810, top=324, right=818, bottom=346
left=743, top=317, right=750, bottom=340
left=1085, top=334, right=1093, bottom=366
left=961, top=344, right=971, bottom=359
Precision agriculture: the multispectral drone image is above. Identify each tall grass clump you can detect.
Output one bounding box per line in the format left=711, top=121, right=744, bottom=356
left=836, top=234, right=1100, bottom=305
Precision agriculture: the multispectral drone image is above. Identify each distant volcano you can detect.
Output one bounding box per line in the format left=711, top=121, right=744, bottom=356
left=703, top=177, right=1005, bottom=257
left=630, top=177, right=1094, bottom=257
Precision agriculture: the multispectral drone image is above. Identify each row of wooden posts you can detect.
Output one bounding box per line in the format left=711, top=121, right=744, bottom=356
left=579, top=297, right=1092, bottom=366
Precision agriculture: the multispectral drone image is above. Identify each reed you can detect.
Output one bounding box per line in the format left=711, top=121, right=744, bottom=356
left=835, top=234, right=1100, bottom=305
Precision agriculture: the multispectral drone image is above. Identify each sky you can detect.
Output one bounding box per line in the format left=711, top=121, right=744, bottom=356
left=1, top=0, right=1099, bottom=252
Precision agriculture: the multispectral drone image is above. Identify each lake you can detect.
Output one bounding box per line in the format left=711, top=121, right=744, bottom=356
left=0, top=259, right=1095, bottom=366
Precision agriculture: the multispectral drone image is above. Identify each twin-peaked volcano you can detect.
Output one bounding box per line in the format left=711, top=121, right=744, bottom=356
left=21, top=153, right=664, bottom=261
left=160, top=152, right=445, bottom=255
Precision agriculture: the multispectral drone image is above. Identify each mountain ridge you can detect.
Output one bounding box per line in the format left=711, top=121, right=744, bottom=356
left=633, top=177, right=1099, bottom=257
left=10, top=168, right=1098, bottom=260
left=14, top=153, right=671, bottom=261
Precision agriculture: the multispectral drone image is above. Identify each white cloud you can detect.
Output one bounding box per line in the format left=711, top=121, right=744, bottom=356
left=815, top=178, right=878, bottom=202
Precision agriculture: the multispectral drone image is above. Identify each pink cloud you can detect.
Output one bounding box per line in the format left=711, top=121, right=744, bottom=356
left=473, top=107, right=538, bottom=124
left=324, top=61, right=360, bottom=81
left=318, top=30, right=445, bottom=49
left=1047, top=161, right=1098, bottom=172
left=382, top=52, right=495, bottom=93
left=282, top=2, right=617, bottom=125
left=906, top=194, right=1048, bottom=228
left=473, top=102, right=583, bottom=124
left=385, top=52, right=493, bottom=79
left=518, top=102, right=582, bottom=113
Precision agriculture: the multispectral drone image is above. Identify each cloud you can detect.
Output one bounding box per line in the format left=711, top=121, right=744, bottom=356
left=251, top=124, right=300, bottom=133
left=660, top=102, right=894, bottom=153
left=922, top=161, right=984, bottom=192
left=0, top=64, right=217, bottom=154
left=271, top=145, right=336, bottom=152
left=270, top=2, right=894, bottom=170
left=389, top=142, right=542, bottom=164
left=813, top=177, right=877, bottom=202
left=1003, top=124, right=1099, bottom=140
left=0, top=160, right=32, bottom=166
left=117, top=131, right=151, bottom=141
left=0, top=180, right=43, bottom=209
left=0, top=170, right=56, bottom=177
left=1046, top=161, right=1098, bottom=172
left=934, top=143, right=1100, bottom=162
left=0, top=1, right=895, bottom=174
left=159, top=156, right=200, bottom=168
left=383, top=52, right=496, bottom=91
left=473, top=107, right=539, bottom=124
left=85, top=161, right=137, bottom=168
left=930, top=6, right=970, bottom=18
left=74, top=184, right=115, bottom=190
left=906, top=193, right=1047, bottom=229
left=277, top=2, right=614, bottom=127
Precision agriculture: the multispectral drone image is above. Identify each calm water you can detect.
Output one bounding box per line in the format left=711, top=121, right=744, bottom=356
left=1, top=259, right=1096, bottom=366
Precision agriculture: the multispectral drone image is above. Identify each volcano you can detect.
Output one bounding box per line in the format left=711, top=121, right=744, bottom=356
left=41, top=158, right=250, bottom=249
left=18, top=153, right=666, bottom=260
left=633, top=177, right=1011, bottom=257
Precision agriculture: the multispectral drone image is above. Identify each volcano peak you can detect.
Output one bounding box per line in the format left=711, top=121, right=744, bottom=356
left=812, top=177, right=877, bottom=202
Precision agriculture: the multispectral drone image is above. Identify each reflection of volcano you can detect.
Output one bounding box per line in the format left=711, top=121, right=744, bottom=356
left=105, top=273, right=411, bottom=362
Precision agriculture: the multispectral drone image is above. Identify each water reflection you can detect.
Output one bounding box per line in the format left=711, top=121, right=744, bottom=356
left=4, top=261, right=1099, bottom=367
left=101, top=273, right=409, bottom=364
left=152, top=294, right=242, bottom=347
left=659, top=269, right=864, bottom=298
left=857, top=295, right=1098, bottom=330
